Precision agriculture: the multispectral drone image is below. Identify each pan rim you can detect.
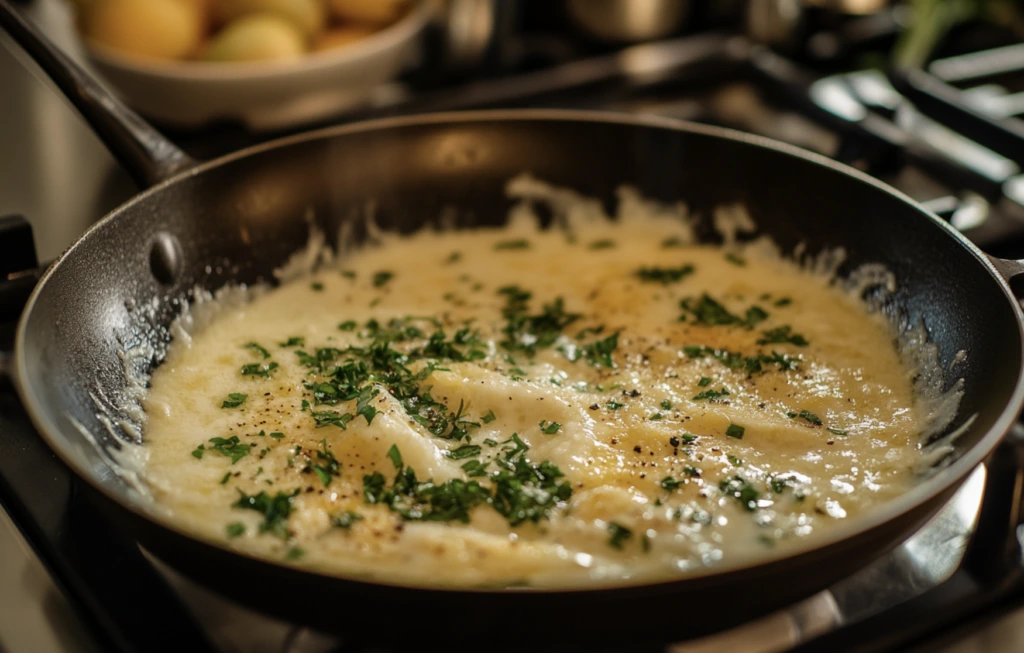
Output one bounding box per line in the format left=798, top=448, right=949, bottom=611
left=13, top=108, right=1024, bottom=595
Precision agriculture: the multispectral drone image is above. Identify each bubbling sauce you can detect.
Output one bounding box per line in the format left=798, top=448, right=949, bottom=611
left=141, top=189, right=936, bottom=589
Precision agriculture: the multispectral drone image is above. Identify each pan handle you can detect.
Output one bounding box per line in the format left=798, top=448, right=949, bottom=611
left=988, top=256, right=1024, bottom=296
left=0, top=1, right=198, bottom=188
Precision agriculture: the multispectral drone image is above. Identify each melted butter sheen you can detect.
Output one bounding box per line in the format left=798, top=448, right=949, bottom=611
left=143, top=219, right=925, bottom=589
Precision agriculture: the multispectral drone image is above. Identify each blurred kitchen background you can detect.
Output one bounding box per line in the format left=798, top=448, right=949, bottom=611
left=5, top=1, right=1024, bottom=652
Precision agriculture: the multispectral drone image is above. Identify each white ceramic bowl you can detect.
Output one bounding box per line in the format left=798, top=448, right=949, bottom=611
left=82, top=2, right=430, bottom=130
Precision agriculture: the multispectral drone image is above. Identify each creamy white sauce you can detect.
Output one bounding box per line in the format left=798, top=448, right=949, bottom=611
left=130, top=177, right=963, bottom=589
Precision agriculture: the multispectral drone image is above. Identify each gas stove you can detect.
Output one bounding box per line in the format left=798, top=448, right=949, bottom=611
left=4, top=2, right=1024, bottom=652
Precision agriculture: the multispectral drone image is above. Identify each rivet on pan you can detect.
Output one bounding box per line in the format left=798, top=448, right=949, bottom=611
left=149, top=232, right=183, bottom=286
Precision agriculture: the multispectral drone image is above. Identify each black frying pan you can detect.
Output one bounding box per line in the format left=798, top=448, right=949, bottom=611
left=3, top=4, right=1024, bottom=647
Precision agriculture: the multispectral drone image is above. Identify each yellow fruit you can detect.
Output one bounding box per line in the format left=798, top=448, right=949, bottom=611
left=203, top=13, right=307, bottom=62
left=82, top=0, right=204, bottom=61
left=326, top=0, right=408, bottom=25
left=209, top=0, right=324, bottom=36
left=314, top=25, right=378, bottom=51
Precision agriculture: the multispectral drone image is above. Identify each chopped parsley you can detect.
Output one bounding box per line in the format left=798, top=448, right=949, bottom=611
left=635, top=265, right=695, bottom=285
left=311, top=439, right=341, bottom=486
left=498, top=286, right=581, bottom=356
left=539, top=420, right=561, bottom=435
left=279, top=336, right=305, bottom=347
left=331, top=512, right=363, bottom=530
left=194, top=436, right=253, bottom=464
left=286, top=547, right=304, bottom=560
left=727, top=454, right=744, bottom=466
left=493, top=239, right=530, bottom=250
left=244, top=342, right=271, bottom=359
left=719, top=476, right=760, bottom=511
left=606, top=400, right=625, bottom=410
left=693, top=387, right=730, bottom=402
left=589, top=239, right=616, bottom=250
left=679, top=294, right=770, bottom=328
left=681, top=433, right=698, bottom=444
left=386, top=444, right=403, bottom=469
left=682, top=345, right=798, bottom=374
left=661, top=399, right=673, bottom=411
left=793, top=410, right=822, bottom=425
left=220, top=471, right=232, bottom=485
left=725, top=424, right=745, bottom=439
left=697, top=377, right=712, bottom=387
left=233, top=489, right=298, bottom=539
left=241, top=362, right=278, bottom=377
left=461, top=460, right=489, bottom=477
left=340, top=270, right=356, bottom=279
left=649, top=413, right=663, bottom=421
left=682, top=466, right=701, bottom=477
left=445, top=251, right=462, bottom=264
left=774, top=297, right=792, bottom=307
left=446, top=444, right=482, bottom=460
left=221, top=392, right=247, bottom=408
left=725, top=253, right=746, bottom=266
left=758, top=326, right=809, bottom=346
left=312, top=410, right=354, bottom=429
left=827, top=428, right=848, bottom=436
left=226, top=522, right=245, bottom=538
left=661, top=236, right=685, bottom=248
left=338, top=320, right=357, bottom=331
left=372, top=271, right=394, bottom=288
left=661, top=477, right=682, bottom=491
left=608, top=522, right=633, bottom=549
left=311, top=282, right=324, bottom=292
left=481, top=410, right=496, bottom=424
left=269, top=431, right=285, bottom=440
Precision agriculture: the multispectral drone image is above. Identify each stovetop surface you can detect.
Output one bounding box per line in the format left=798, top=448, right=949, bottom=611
left=5, top=2, right=1024, bottom=651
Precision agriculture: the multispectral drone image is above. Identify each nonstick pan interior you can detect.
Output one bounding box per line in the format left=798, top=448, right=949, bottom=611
left=14, top=112, right=1024, bottom=643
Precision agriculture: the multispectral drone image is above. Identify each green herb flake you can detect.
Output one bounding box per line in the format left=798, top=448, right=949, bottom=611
left=719, top=476, right=760, bottom=511
left=241, top=362, right=278, bottom=378
left=461, top=460, right=489, bottom=477
left=244, top=342, right=271, bottom=359
left=340, top=270, right=356, bottom=280
left=794, top=410, right=823, bottom=425
left=727, top=454, right=744, bottom=467
left=191, top=444, right=206, bottom=459
left=635, top=265, right=695, bottom=285
left=286, top=547, right=304, bottom=560
left=693, top=387, right=730, bottom=402
left=661, top=477, right=682, bottom=491
left=774, top=297, right=792, bottom=307
left=589, top=239, right=616, bottom=250
left=827, top=428, right=848, bottom=436
left=758, top=326, right=809, bottom=347
left=310, top=282, right=324, bottom=292
left=279, top=336, right=305, bottom=347
left=608, top=522, right=633, bottom=550
left=649, top=413, right=663, bottom=421
left=481, top=410, right=497, bottom=424
left=221, top=392, right=248, bottom=409
left=338, top=320, right=357, bottom=331
left=725, top=252, right=746, bottom=266
left=494, top=239, right=530, bottom=251
left=681, top=433, right=698, bottom=444
left=233, top=489, right=298, bottom=539
left=697, top=377, right=712, bottom=387
left=683, top=466, right=701, bottom=477
left=725, top=424, right=745, bottom=439
left=386, top=444, right=403, bottom=470
left=311, top=439, right=341, bottom=486
left=226, top=522, right=245, bottom=538
left=539, top=420, right=561, bottom=435
left=445, top=251, right=462, bottom=264
left=269, top=431, right=285, bottom=440
left=204, top=436, right=254, bottom=464
left=446, top=444, right=482, bottom=460
left=606, top=400, right=625, bottom=410
left=661, top=236, right=685, bottom=248
left=331, top=511, right=363, bottom=530
left=372, top=271, right=394, bottom=288
left=220, top=471, right=232, bottom=485
left=661, top=399, right=673, bottom=411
